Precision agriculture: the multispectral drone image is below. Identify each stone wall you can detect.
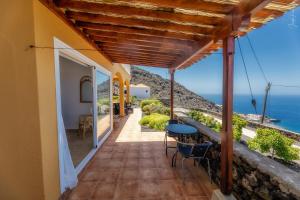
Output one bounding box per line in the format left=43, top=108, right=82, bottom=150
left=175, top=113, right=300, bottom=200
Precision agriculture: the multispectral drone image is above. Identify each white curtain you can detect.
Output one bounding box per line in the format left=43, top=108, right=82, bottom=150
left=59, top=114, right=78, bottom=191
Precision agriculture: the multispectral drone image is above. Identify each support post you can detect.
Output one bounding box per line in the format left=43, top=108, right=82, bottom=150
left=170, top=69, right=175, bottom=120
left=221, top=36, right=235, bottom=195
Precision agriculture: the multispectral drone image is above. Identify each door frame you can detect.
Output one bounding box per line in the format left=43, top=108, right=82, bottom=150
left=53, top=38, right=113, bottom=193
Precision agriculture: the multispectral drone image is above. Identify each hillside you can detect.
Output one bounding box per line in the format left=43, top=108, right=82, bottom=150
left=131, top=67, right=221, bottom=113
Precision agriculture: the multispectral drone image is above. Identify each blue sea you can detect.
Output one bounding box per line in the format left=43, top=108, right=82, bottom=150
left=201, top=94, right=300, bottom=134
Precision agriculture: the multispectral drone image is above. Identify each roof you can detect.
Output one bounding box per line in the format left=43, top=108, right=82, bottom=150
left=41, top=0, right=299, bottom=69
left=130, top=84, right=150, bottom=88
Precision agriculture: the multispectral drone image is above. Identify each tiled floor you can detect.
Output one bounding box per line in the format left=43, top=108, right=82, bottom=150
left=67, top=108, right=217, bottom=200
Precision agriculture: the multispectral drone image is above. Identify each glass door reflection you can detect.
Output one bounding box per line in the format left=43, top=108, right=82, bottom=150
left=96, top=70, right=111, bottom=141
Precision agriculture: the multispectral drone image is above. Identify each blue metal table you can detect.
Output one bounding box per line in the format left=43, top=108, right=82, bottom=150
left=166, top=124, right=198, bottom=136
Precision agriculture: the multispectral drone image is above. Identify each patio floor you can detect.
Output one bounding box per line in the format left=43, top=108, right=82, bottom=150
left=67, top=108, right=217, bottom=200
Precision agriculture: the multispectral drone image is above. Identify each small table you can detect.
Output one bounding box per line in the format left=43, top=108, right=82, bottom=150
left=166, top=124, right=198, bottom=141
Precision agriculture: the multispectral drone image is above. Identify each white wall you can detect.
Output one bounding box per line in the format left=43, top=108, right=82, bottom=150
left=60, top=56, right=93, bottom=129
left=130, top=87, right=151, bottom=99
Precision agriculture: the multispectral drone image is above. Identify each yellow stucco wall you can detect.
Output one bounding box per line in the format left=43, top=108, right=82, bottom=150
left=0, top=1, right=44, bottom=200
left=33, top=1, right=130, bottom=200
left=0, top=1, right=130, bottom=200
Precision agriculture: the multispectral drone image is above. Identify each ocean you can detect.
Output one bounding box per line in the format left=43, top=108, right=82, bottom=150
left=201, top=94, right=300, bottom=134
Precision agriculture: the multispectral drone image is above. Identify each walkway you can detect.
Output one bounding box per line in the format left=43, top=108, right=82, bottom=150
left=66, top=108, right=217, bottom=200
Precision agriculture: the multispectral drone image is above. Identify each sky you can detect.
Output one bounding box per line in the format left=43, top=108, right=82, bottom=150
left=138, top=7, right=300, bottom=96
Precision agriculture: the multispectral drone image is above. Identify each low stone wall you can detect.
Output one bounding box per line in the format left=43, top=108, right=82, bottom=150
left=175, top=112, right=300, bottom=200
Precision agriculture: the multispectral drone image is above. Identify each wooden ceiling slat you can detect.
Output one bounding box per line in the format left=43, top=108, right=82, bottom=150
left=97, top=0, right=235, bottom=15
left=42, top=0, right=299, bottom=68
left=93, top=38, right=193, bottom=54
left=107, top=53, right=175, bottom=61
left=90, top=35, right=197, bottom=52
left=111, top=58, right=171, bottom=67
left=66, top=11, right=214, bottom=35
left=104, top=49, right=178, bottom=59
left=172, top=0, right=275, bottom=69
left=78, top=22, right=207, bottom=41
left=57, top=0, right=222, bottom=26
left=85, top=29, right=200, bottom=47
left=99, top=43, right=184, bottom=54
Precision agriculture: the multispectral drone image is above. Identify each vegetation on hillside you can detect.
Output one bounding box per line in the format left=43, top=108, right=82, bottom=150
left=248, top=128, right=300, bottom=162
left=188, top=110, right=247, bottom=141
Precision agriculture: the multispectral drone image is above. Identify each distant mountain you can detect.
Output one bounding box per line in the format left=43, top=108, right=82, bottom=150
left=131, top=67, right=221, bottom=113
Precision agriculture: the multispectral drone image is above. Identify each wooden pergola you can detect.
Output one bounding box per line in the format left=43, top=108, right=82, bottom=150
left=41, top=0, right=299, bottom=195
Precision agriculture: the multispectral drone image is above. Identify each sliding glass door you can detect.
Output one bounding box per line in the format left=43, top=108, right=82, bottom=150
left=95, top=70, right=112, bottom=142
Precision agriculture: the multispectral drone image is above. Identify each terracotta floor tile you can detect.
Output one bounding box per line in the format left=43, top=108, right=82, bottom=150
left=97, top=168, right=120, bottom=183
left=125, top=158, right=139, bottom=168
left=66, top=108, right=216, bottom=200
left=139, top=168, right=159, bottom=180
left=69, top=182, right=96, bottom=199
left=179, top=180, right=207, bottom=196
left=111, top=152, right=125, bottom=159
left=158, top=168, right=176, bottom=180
left=185, top=196, right=209, bottom=200
left=159, top=180, right=184, bottom=200
left=139, top=152, right=153, bottom=158
left=127, top=152, right=140, bottom=158
left=138, top=180, right=160, bottom=199
left=139, top=158, right=156, bottom=168
left=120, top=168, right=139, bottom=180
left=95, top=152, right=112, bottom=160
left=92, top=182, right=116, bottom=200
left=114, top=180, right=139, bottom=199
left=107, top=159, right=125, bottom=168
left=80, top=171, right=100, bottom=182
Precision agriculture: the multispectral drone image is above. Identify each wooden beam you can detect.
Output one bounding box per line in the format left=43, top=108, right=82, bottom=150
left=169, top=69, right=175, bottom=119
left=172, top=0, right=272, bottom=69
left=90, top=35, right=197, bottom=51
left=108, top=54, right=175, bottom=63
left=112, top=59, right=170, bottom=68
left=99, top=43, right=184, bottom=54
left=88, top=0, right=235, bottom=15
left=66, top=11, right=214, bottom=35
left=78, top=22, right=207, bottom=41
left=95, top=42, right=190, bottom=56
left=214, top=0, right=274, bottom=39
left=85, top=29, right=200, bottom=47
left=221, top=36, right=235, bottom=195
left=103, top=47, right=181, bottom=57
left=38, top=0, right=112, bottom=62
left=174, top=40, right=214, bottom=70
left=104, top=50, right=177, bottom=59
left=57, top=0, right=222, bottom=26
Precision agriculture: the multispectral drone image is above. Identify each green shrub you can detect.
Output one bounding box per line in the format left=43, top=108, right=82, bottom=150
left=140, top=99, right=161, bottom=109
left=248, top=128, right=300, bottom=162
left=188, top=110, right=221, bottom=133
left=139, top=113, right=170, bottom=131
left=232, top=115, right=247, bottom=142
left=188, top=111, right=246, bottom=141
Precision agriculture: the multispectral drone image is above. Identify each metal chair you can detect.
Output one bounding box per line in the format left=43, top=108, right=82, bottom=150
left=172, top=141, right=213, bottom=182
left=164, top=119, right=179, bottom=156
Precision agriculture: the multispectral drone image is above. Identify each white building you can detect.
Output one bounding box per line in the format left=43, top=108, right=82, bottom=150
left=130, top=84, right=151, bottom=99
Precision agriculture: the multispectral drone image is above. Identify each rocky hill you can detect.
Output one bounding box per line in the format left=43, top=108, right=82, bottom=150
left=131, top=67, right=221, bottom=113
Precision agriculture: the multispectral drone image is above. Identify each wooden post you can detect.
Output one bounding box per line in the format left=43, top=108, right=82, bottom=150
left=170, top=69, right=175, bottom=120
left=221, top=36, right=235, bottom=195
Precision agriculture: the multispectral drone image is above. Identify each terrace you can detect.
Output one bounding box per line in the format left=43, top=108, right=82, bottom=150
left=65, top=108, right=217, bottom=200
left=22, top=0, right=300, bottom=199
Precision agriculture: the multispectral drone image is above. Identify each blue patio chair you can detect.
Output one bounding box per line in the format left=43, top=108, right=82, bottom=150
left=172, top=141, right=213, bottom=182
left=164, top=119, right=179, bottom=156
